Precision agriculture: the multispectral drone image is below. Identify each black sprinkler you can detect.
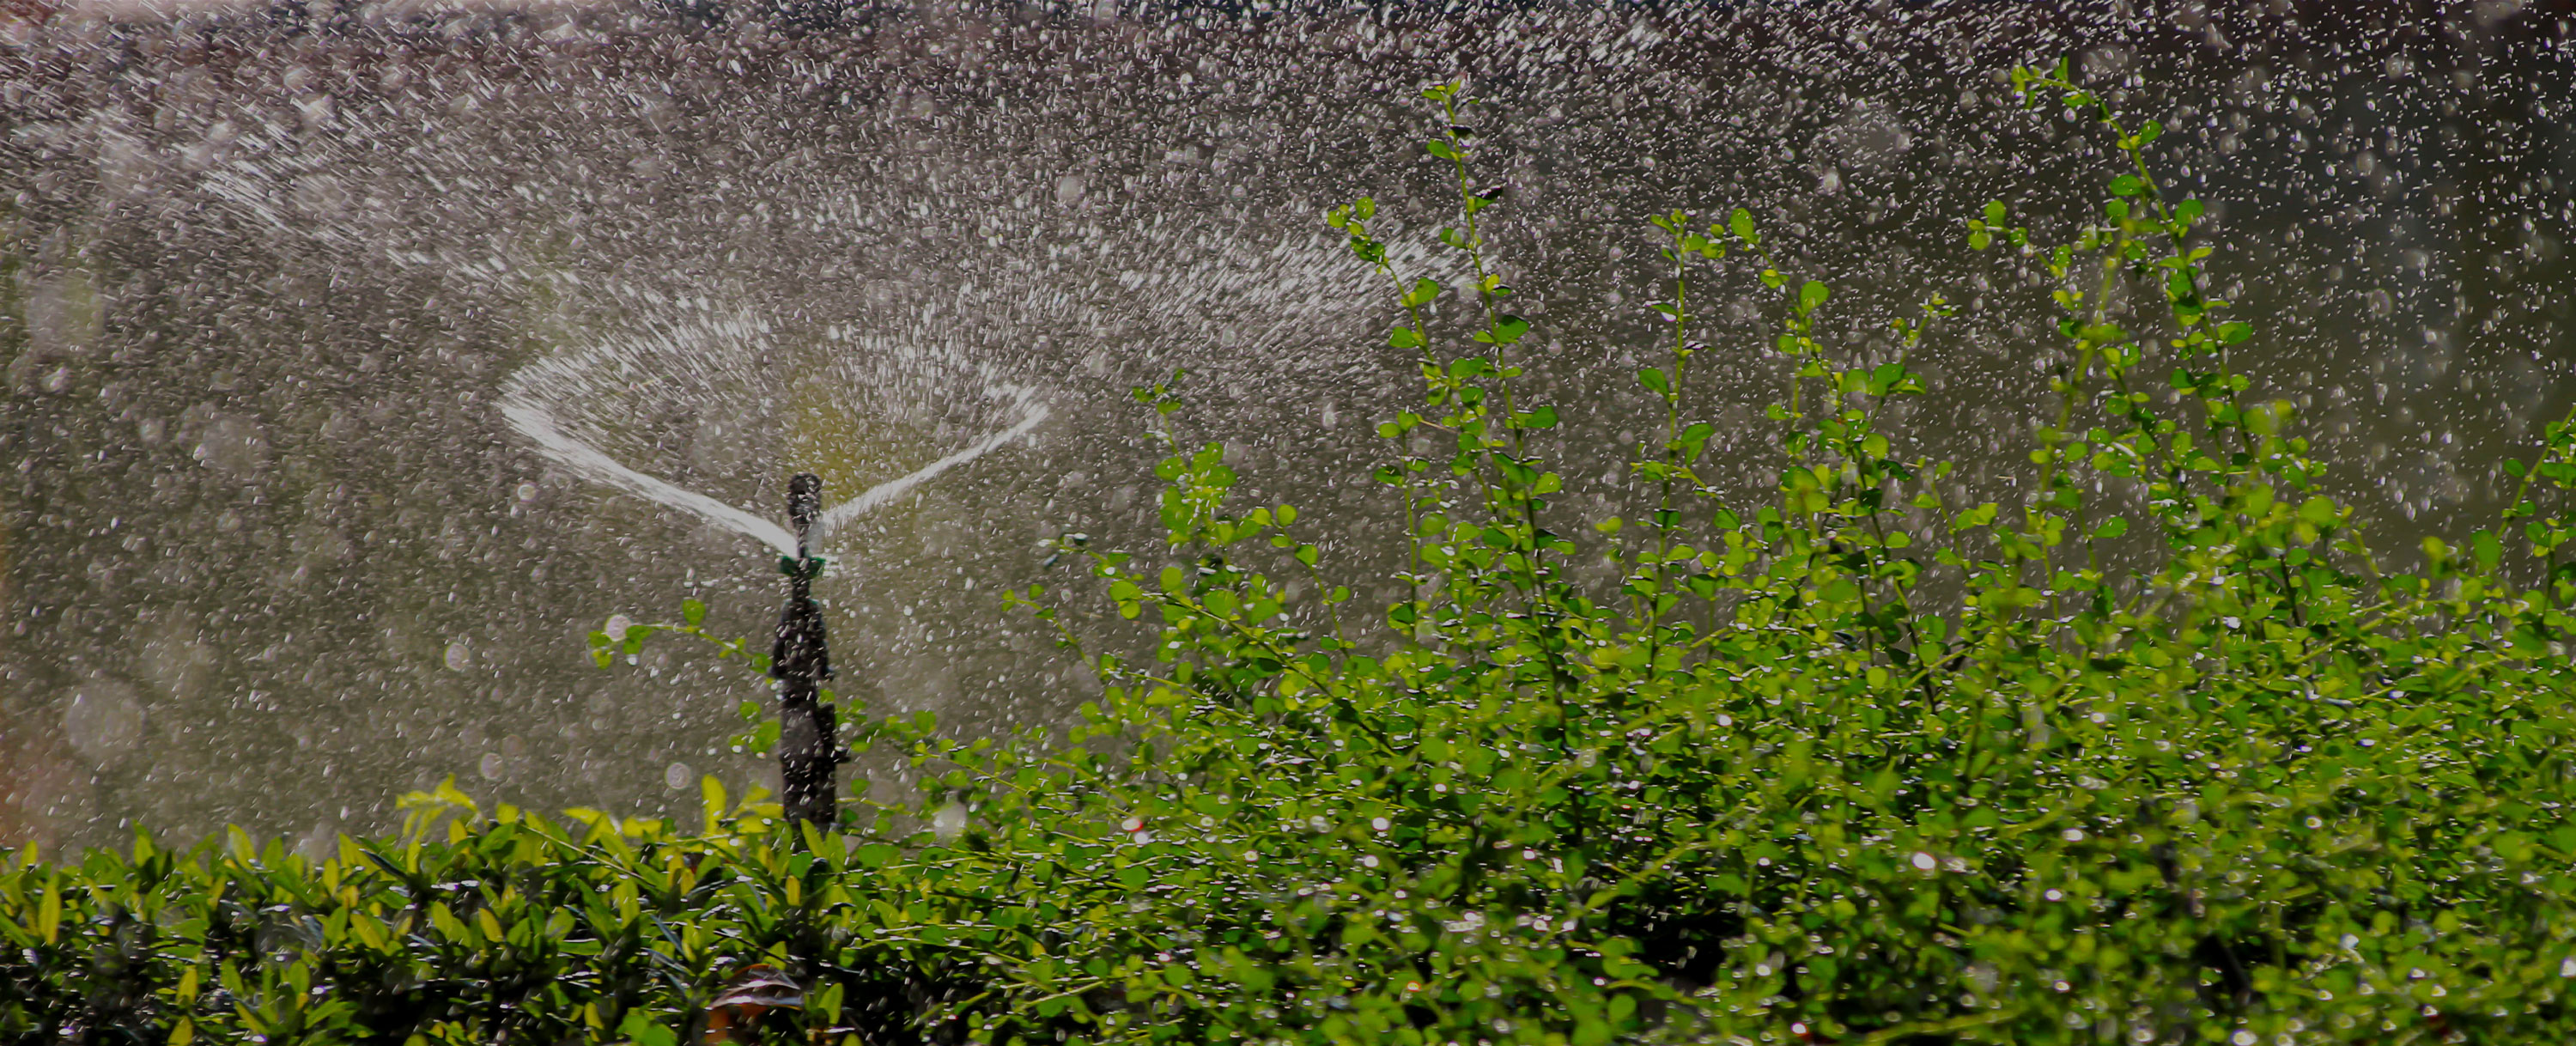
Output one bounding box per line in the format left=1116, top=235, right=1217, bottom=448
left=772, top=472, right=848, bottom=828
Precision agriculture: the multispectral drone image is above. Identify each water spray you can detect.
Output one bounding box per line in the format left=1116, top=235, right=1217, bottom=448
left=495, top=298, right=1054, bottom=829
left=772, top=472, right=845, bottom=827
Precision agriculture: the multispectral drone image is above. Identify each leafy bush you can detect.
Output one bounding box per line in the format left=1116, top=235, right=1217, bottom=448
left=9, top=64, right=2576, bottom=1045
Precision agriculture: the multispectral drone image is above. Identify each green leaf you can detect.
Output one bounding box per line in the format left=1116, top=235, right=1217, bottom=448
left=702, top=775, right=729, bottom=828
left=681, top=599, right=705, bottom=628
left=619, top=1010, right=677, bottom=1046
left=2216, top=321, right=2254, bottom=344
left=1728, top=207, right=1757, bottom=245
left=2078, top=323, right=2129, bottom=345
left=1389, top=326, right=1425, bottom=350
left=35, top=879, right=59, bottom=944
left=430, top=903, right=468, bottom=942
left=2300, top=496, right=2342, bottom=529
left=1798, top=280, right=1830, bottom=314
left=2109, top=174, right=2146, bottom=197
left=1680, top=422, right=1716, bottom=460
left=1638, top=368, right=1668, bottom=394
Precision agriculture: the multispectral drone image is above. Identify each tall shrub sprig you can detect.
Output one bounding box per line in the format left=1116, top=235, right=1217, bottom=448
left=1629, top=210, right=1723, bottom=662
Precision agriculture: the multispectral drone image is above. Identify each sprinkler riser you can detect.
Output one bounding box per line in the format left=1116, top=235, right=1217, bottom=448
left=772, top=472, right=841, bottom=829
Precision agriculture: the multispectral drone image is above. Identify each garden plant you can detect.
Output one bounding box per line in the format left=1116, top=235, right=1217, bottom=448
left=6, top=64, right=2576, bottom=1045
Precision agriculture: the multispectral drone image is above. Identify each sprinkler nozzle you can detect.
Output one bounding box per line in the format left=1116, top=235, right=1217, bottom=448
left=787, top=472, right=823, bottom=541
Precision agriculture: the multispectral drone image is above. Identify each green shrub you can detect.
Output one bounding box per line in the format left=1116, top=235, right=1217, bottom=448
left=8, top=64, right=2576, bottom=1045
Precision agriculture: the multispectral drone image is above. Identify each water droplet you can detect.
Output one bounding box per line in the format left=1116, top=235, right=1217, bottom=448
left=665, top=763, right=693, bottom=790
left=63, top=681, right=145, bottom=763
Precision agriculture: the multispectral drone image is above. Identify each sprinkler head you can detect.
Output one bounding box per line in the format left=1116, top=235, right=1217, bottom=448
left=787, top=473, right=823, bottom=538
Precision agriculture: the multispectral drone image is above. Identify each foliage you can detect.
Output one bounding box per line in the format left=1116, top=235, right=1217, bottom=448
left=0, top=777, right=987, bottom=1044
left=9, top=64, right=2576, bottom=1045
